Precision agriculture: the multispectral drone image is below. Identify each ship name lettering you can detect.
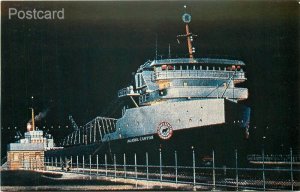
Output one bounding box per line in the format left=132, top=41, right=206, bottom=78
left=127, top=138, right=140, bottom=143
left=127, top=135, right=154, bottom=143
left=140, top=135, right=154, bottom=141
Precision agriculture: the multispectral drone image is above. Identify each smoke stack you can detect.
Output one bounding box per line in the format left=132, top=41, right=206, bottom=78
left=31, top=108, right=35, bottom=131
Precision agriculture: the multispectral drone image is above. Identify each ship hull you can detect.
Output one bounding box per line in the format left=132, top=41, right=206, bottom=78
left=46, top=99, right=251, bottom=167
left=46, top=122, right=251, bottom=167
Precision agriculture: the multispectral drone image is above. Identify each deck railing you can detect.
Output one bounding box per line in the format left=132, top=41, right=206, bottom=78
left=118, top=87, right=131, bottom=97
left=153, top=70, right=246, bottom=81
left=152, top=58, right=245, bottom=66
left=248, top=154, right=300, bottom=163
left=45, top=148, right=299, bottom=191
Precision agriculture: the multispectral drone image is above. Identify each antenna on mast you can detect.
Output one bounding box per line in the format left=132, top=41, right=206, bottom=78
left=168, top=44, right=171, bottom=58
left=155, top=34, right=158, bottom=60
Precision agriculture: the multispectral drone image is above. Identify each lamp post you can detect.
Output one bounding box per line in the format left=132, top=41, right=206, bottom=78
left=262, top=135, right=266, bottom=152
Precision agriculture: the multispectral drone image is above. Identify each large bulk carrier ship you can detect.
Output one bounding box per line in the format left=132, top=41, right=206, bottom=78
left=46, top=8, right=251, bottom=166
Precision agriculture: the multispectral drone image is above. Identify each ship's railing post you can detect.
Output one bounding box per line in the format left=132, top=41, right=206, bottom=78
left=290, top=148, right=294, bottom=191
left=89, top=155, right=91, bottom=175
left=124, top=153, right=127, bottom=178
left=63, top=156, right=66, bottom=171
left=65, top=156, right=67, bottom=171
left=61, top=157, right=63, bottom=171
left=212, top=150, right=216, bottom=190
left=55, top=157, right=58, bottom=170
left=96, top=155, right=99, bottom=175
left=60, top=156, right=62, bottom=171
left=235, top=149, right=239, bottom=191
left=262, top=148, right=265, bottom=191
left=192, top=146, right=196, bottom=186
left=70, top=156, right=73, bottom=171
left=59, top=156, right=61, bottom=171
left=159, top=148, right=162, bottom=182
left=114, top=154, right=117, bottom=179
left=175, top=150, right=178, bottom=184
left=146, top=152, right=149, bottom=181
left=76, top=155, right=79, bottom=173
left=83, top=155, right=85, bottom=174
left=105, top=154, right=107, bottom=176
left=134, top=153, right=137, bottom=180
left=52, top=157, right=54, bottom=171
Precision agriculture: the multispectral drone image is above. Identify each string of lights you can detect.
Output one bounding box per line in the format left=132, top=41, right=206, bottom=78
left=0, top=125, right=88, bottom=130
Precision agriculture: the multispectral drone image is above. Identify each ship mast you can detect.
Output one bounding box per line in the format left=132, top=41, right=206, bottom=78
left=185, top=17, right=193, bottom=58
left=178, top=5, right=197, bottom=59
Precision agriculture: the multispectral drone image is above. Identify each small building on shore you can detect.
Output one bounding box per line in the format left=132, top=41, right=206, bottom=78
left=7, top=143, right=44, bottom=170
left=6, top=109, right=55, bottom=170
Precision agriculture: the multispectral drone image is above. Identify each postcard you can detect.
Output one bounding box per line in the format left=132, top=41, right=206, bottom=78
left=1, top=1, right=299, bottom=191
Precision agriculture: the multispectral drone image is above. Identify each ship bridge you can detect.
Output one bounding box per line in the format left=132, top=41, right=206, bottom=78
left=118, top=57, right=248, bottom=106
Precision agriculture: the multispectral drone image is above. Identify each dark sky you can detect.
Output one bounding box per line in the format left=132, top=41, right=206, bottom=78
left=1, top=1, right=299, bottom=154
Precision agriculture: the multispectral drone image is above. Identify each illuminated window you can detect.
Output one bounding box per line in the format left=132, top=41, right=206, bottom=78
left=14, top=153, right=19, bottom=161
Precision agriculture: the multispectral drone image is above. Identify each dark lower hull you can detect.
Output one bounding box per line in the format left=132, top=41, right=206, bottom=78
left=46, top=123, right=251, bottom=167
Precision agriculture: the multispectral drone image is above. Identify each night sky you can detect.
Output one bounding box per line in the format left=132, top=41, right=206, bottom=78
left=1, top=1, right=299, bottom=157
